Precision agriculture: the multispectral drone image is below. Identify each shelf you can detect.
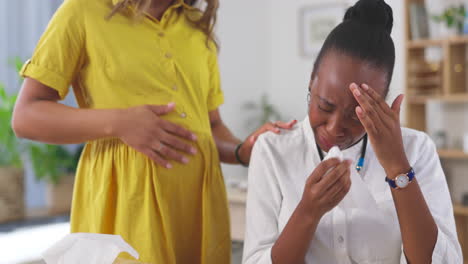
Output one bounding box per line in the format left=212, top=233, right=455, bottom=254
left=25, top=207, right=69, bottom=220
left=454, top=204, right=468, bottom=217
left=408, top=94, right=468, bottom=104
left=438, top=149, right=468, bottom=160
left=407, top=36, right=468, bottom=49
left=407, top=39, right=443, bottom=49
left=227, top=188, right=247, bottom=204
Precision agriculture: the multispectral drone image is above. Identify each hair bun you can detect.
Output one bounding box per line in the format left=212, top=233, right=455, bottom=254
left=344, top=0, right=393, bottom=34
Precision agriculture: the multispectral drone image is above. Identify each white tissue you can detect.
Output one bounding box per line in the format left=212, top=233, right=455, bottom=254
left=324, top=146, right=343, bottom=162
left=42, top=233, right=139, bottom=264
left=322, top=146, right=344, bottom=178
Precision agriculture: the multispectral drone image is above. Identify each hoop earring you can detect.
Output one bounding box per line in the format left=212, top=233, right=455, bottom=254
left=307, top=92, right=311, bottom=105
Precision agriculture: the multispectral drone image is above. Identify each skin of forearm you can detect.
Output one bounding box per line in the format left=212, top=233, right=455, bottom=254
left=210, top=119, right=241, bottom=164
left=13, top=99, right=120, bottom=144
left=391, top=178, right=438, bottom=264
left=271, top=203, right=321, bottom=264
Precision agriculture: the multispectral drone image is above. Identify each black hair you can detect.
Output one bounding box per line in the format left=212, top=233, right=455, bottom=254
left=311, top=0, right=395, bottom=94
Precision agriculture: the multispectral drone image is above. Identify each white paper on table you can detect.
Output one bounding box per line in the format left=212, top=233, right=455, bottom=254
left=42, top=233, right=139, bottom=264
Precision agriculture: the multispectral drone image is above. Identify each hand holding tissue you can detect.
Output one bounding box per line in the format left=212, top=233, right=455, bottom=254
left=322, top=146, right=378, bottom=211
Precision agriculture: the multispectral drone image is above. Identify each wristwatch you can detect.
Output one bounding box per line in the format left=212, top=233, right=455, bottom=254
left=385, top=168, right=415, bottom=189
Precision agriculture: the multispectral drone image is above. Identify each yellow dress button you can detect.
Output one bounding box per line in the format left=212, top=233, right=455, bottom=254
left=158, top=32, right=165, bottom=37
left=165, top=53, right=172, bottom=59
left=172, top=85, right=178, bottom=91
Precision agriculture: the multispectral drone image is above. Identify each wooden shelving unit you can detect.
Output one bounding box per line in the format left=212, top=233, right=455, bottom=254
left=405, top=0, right=468, bottom=261
left=438, top=149, right=468, bottom=160
left=408, top=93, right=468, bottom=104
left=227, top=189, right=247, bottom=241
left=455, top=204, right=468, bottom=217
left=407, top=35, right=468, bottom=49
left=24, top=207, right=69, bottom=220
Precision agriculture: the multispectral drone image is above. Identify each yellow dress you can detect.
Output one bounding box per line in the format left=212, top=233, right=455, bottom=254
left=20, top=0, right=231, bottom=263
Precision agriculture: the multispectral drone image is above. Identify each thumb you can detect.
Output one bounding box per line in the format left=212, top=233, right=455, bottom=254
left=149, top=102, right=176, bottom=115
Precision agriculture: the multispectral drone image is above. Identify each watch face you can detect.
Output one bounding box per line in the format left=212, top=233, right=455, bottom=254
left=396, top=175, right=409, bottom=188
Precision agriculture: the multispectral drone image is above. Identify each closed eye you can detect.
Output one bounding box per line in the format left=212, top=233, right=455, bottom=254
left=318, top=104, right=333, bottom=113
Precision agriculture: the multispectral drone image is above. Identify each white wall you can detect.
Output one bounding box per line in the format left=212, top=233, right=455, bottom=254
left=0, top=0, right=63, bottom=93
left=217, top=0, right=272, bottom=183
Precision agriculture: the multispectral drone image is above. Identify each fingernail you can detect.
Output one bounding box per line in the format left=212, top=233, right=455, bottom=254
left=353, top=89, right=361, bottom=97
left=167, top=102, right=175, bottom=107
left=362, top=84, right=369, bottom=90
left=182, top=157, right=189, bottom=164
left=190, top=148, right=197, bottom=154
left=356, top=106, right=363, bottom=115
left=191, top=134, right=197, bottom=141
left=166, top=163, right=173, bottom=169
left=350, top=83, right=358, bottom=90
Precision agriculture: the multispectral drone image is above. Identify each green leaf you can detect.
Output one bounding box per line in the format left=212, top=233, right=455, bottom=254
left=29, top=143, right=82, bottom=184
left=8, top=56, right=24, bottom=76
left=0, top=84, right=7, bottom=102
left=0, top=61, right=26, bottom=169
left=431, top=5, right=467, bottom=31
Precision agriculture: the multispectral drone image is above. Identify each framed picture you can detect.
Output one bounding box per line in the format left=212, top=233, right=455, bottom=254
left=299, top=2, right=348, bottom=58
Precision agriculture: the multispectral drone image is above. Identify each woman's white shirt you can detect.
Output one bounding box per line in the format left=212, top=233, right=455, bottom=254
left=242, top=117, right=462, bottom=264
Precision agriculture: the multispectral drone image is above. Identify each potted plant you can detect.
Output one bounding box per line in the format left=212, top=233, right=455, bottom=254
left=432, top=5, right=467, bottom=35
left=0, top=83, right=25, bottom=223
left=30, top=144, right=83, bottom=214
left=243, top=94, right=283, bottom=131
left=230, top=94, right=283, bottom=191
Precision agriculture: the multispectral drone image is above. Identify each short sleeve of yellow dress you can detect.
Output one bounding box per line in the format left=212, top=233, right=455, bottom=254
left=20, top=0, right=231, bottom=263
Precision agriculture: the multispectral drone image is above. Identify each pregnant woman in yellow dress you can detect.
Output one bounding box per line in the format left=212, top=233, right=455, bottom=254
left=12, top=0, right=295, bottom=263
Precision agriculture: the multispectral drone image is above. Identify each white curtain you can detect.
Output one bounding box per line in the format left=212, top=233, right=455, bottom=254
left=0, top=0, right=62, bottom=93
left=0, top=0, right=63, bottom=209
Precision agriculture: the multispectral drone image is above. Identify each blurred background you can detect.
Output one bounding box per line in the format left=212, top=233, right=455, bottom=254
left=0, top=0, right=467, bottom=263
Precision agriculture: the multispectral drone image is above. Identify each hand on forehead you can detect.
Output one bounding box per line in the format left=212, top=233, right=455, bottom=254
left=311, top=52, right=388, bottom=106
